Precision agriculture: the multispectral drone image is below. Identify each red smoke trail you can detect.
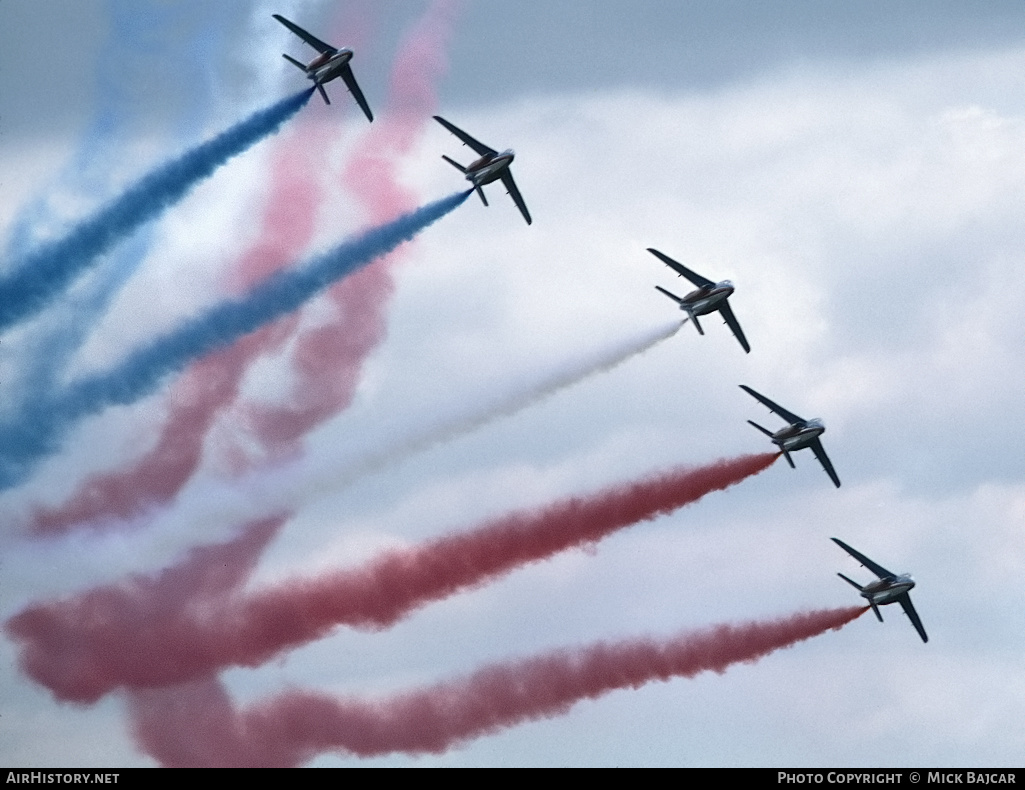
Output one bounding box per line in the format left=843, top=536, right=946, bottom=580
left=7, top=516, right=285, bottom=701
left=24, top=121, right=331, bottom=536
left=24, top=1, right=457, bottom=535
left=236, top=0, right=458, bottom=449
left=128, top=606, right=865, bottom=766
left=7, top=453, right=777, bottom=702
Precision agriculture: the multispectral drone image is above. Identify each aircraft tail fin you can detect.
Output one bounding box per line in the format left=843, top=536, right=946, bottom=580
left=690, top=311, right=704, bottom=335
left=282, top=53, right=308, bottom=72
left=475, top=185, right=489, bottom=206
left=869, top=600, right=883, bottom=622
left=781, top=448, right=795, bottom=468
left=316, top=83, right=331, bottom=105
left=441, top=154, right=467, bottom=173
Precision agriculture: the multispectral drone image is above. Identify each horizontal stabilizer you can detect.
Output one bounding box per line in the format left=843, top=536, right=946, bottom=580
left=690, top=311, right=704, bottom=335
left=746, top=420, right=774, bottom=438
left=837, top=572, right=864, bottom=592
left=475, top=185, right=489, bottom=206
left=654, top=285, right=683, bottom=304
left=317, top=83, right=331, bottom=105
left=282, top=53, right=308, bottom=72
left=441, top=154, right=467, bottom=173
left=869, top=600, right=883, bottom=622
left=781, top=448, right=795, bottom=468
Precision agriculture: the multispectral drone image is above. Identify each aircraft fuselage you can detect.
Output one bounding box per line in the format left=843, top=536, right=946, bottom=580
left=860, top=574, right=916, bottom=606
left=771, top=418, right=825, bottom=451
left=465, top=151, right=515, bottom=186
left=678, top=281, right=734, bottom=315
left=307, top=49, right=353, bottom=84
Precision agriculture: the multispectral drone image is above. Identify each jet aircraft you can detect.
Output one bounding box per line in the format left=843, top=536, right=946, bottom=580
left=647, top=248, right=749, bottom=353
left=740, top=384, right=840, bottom=487
left=273, top=14, right=373, bottom=121
left=832, top=538, right=928, bottom=643
left=433, top=116, right=531, bottom=225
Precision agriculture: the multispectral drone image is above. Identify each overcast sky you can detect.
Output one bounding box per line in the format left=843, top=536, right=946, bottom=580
left=2, top=0, right=1025, bottom=768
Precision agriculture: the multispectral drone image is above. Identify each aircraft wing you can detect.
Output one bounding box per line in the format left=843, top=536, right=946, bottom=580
left=273, top=14, right=335, bottom=54
left=433, top=116, right=497, bottom=157
left=739, top=385, right=805, bottom=425
left=897, top=593, right=928, bottom=643
left=718, top=300, right=750, bottom=353
left=646, top=248, right=715, bottom=288
left=809, top=437, right=841, bottom=488
left=339, top=63, right=373, bottom=122
left=831, top=538, right=896, bottom=580
left=500, top=171, right=532, bottom=225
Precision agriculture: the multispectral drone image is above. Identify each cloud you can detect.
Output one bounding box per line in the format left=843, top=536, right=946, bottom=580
left=5, top=22, right=1025, bottom=767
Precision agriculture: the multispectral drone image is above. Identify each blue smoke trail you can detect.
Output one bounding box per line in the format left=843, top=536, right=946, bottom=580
left=3, top=2, right=231, bottom=260
left=0, top=190, right=472, bottom=490
left=0, top=89, right=314, bottom=334
left=6, top=3, right=233, bottom=404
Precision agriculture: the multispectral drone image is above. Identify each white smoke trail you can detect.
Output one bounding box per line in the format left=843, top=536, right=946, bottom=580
left=312, top=319, right=685, bottom=495
left=4, top=320, right=682, bottom=598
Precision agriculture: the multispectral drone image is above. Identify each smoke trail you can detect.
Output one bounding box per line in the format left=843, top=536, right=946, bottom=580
left=24, top=122, right=336, bottom=537
left=5, top=516, right=286, bottom=699
left=0, top=90, right=313, bottom=333
left=4, top=4, right=232, bottom=406
left=24, top=318, right=679, bottom=537
left=4, top=3, right=230, bottom=256
left=24, top=333, right=279, bottom=536
left=328, top=320, right=684, bottom=490
left=20, top=0, right=463, bottom=537
left=7, top=453, right=776, bottom=702
left=64, top=190, right=468, bottom=421
left=0, top=191, right=472, bottom=491
left=236, top=0, right=460, bottom=451
left=128, top=606, right=864, bottom=766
